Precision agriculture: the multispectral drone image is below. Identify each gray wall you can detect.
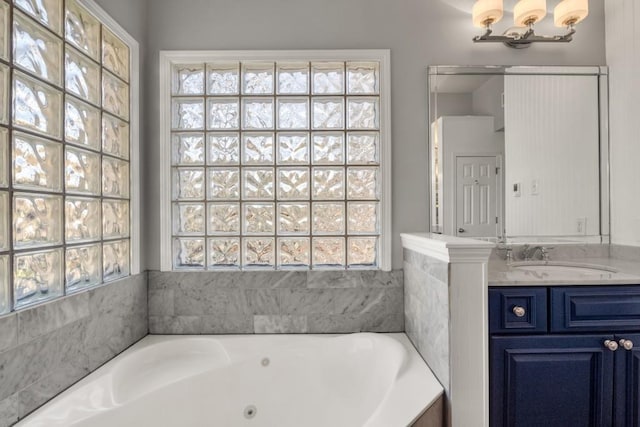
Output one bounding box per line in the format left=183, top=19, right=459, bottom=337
left=0, top=274, right=148, bottom=426
left=142, top=0, right=606, bottom=270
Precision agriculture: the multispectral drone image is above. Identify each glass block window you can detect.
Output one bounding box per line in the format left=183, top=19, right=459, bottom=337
left=168, top=56, right=387, bottom=271
left=0, top=0, right=133, bottom=314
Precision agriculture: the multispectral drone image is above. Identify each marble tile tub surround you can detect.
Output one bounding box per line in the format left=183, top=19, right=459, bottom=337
left=148, top=270, right=404, bottom=334
left=0, top=273, right=148, bottom=426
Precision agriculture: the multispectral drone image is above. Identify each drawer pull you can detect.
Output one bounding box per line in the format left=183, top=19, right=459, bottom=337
left=619, top=339, right=634, bottom=351
left=604, top=340, right=619, bottom=352
left=512, top=306, right=526, bottom=317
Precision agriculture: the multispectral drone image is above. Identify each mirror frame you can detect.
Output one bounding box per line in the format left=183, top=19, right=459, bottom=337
left=427, top=65, right=610, bottom=243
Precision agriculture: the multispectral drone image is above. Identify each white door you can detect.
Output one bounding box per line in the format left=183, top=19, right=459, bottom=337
left=455, top=156, right=499, bottom=237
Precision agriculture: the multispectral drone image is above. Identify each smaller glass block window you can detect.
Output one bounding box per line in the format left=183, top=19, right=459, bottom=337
left=0, top=0, right=133, bottom=314
left=170, top=59, right=382, bottom=270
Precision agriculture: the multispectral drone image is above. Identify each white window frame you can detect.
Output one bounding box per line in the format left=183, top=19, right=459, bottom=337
left=159, top=50, right=391, bottom=271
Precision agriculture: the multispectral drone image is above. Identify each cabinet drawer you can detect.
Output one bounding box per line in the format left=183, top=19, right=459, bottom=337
left=551, top=286, right=640, bottom=332
left=489, top=288, right=547, bottom=334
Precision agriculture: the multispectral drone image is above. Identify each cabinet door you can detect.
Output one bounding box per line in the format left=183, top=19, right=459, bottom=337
left=491, top=335, right=615, bottom=427
left=614, top=333, right=640, bottom=427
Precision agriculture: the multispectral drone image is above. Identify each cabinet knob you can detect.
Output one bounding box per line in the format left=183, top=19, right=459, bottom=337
left=619, top=339, right=634, bottom=351
left=512, top=306, right=526, bottom=317
left=604, top=340, right=619, bottom=352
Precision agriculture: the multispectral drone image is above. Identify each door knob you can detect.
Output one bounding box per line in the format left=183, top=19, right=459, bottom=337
left=619, top=339, right=634, bottom=351
left=604, top=340, right=619, bottom=351
left=512, top=306, right=526, bottom=317
left=458, top=228, right=465, bottom=233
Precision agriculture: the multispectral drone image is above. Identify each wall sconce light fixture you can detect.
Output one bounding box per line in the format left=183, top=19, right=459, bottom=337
left=472, top=0, right=589, bottom=48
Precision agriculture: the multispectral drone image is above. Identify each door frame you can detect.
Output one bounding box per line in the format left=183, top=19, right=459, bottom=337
left=451, top=152, right=504, bottom=239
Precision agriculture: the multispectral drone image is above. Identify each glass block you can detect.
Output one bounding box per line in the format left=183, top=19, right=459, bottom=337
left=243, top=168, right=274, bottom=200
left=102, top=71, right=129, bottom=120
left=278, top=203, right=310, bottom=235
left=278, top=62, right=309, bottom=95
left=312, top=167, right=344, bottom=200
left=312, top=98, right=344, bottom=130
left=0, top=255, right=8, bottom=315
left=102, top=27, right=129, bottom=82
left=207, top=133, right=239, bottom=165
left=312, top=132, right=344, bottom=165
left=0, top=192, right=8, bottom=251
left=347, top=132, right=379, bottom=164
left=242, top=98, right=274, bottom=130
left=15, top=0, right=62, bottom=34
left=13, top=131, right=62, bottom=191
left=347, top=97, right=379, bottom=130
left=277, top=168, right=309, bottom=200
left=172, top=238, right=204, bottom=269
left=65, top=147, right=100, bottom=195
left=13, top=193, right=62, bottom=248
left=207, top=62, right=239, bottom=95
left=65, top=0, right=100, bottom=61
left=208, top=203, right=240, bottom=235
left=14, top=248, right=63, bottom=309
left=65, top=47, right=100, bottom=105
left=103, top=239, right=130, bottom=281
left=173, top=203, right=205, bottom=235
left=243, top=237, right=274, bottom=268
left=173, top=167, right=205, bottom=200
left=347, top=237, right=377, bottom=268
left=242, top=62, right=274, bottom=95
left=312, top=237, right=345, bottom=268
left=172, top=98, right=205, bottom=130
left=347, top=167, right=379, bottom=200
left=0, top=2, right=9, bottom=61
left=277, top=98, right=308, bottom=130
left=102, top=156, right=129, bottom=198
left=172, top=132, right=204, bottom=165
left=208, top=238, right=240, bottom=269
left=13, top=71, right=63, bottom=139
left=66, top=97, right=100, bottom=150
left=312, top=202, right=345, bottom=235
left=66, top=243, right=101, bottom=291
left=278, top=237, right=309, bottom=268
left=0, top=128, right=6, bottom=187
left=65, top=197, right=101, bottom=242
left=243, top=203, right=274, bottom=235
left=278, top=133, right=308, bottom=165
left=207, top=167, right=239, bottom=200
left=242, top=133, right=273, bottom=165
left=103, top=200, right=129, bottom=239
left=173, top=64, right=205, bottom=95
left=102, top=114, right=129, bottom=159
left=13, top=11, right=63, bottom=85
left=347, top=62, right=379, bottom=94
left=312, top=62, right=344, bottom=95
left=0, top=63, right=8, bottom=125
left=207, top=98, right=239, bottom=130
left=347, top=202, right=378, bottom=234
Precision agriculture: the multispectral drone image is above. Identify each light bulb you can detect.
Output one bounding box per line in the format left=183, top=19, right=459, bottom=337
left=514, top=0, right=547, bottom=27
left=472, top=0, right=504, bottom=28
left=554, top=0, right=589, bottom=27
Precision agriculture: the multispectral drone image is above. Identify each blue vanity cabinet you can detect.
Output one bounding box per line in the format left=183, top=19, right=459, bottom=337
left=490, top=286, right=640, bottom=427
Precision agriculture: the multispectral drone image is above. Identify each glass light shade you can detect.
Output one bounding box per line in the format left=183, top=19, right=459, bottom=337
left=472, top=0, right=504, bottom=28
left=514, top=0, right=547, bottom=26
left=554, top=0, right=589, bottom=27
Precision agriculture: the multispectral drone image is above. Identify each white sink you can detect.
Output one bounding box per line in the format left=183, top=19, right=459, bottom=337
left=508, top=262, right=618, bottom=278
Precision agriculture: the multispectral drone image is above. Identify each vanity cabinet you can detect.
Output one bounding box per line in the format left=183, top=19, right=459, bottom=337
left=489, top=286, right=640, bottom=427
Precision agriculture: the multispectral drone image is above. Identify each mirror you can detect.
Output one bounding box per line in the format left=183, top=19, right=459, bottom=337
left=428, top=66, right=609, bottom=243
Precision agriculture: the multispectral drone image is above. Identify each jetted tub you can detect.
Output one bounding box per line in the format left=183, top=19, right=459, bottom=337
left=17, top=333, right=443, bottom=427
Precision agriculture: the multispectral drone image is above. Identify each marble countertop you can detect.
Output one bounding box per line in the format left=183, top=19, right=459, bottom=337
left=489, top=254, right=640, bottom=286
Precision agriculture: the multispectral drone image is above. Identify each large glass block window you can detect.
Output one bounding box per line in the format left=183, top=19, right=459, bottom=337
left=0, top=0, right=132, bottom=314
left=169, top=58, right=384, bottom=270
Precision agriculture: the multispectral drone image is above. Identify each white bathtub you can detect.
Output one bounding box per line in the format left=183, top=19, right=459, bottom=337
left=17, top=333, right=442, bottom=427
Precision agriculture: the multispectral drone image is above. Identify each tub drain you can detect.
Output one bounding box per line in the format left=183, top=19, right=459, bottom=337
left=244, top=405, right=257, bottom=419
